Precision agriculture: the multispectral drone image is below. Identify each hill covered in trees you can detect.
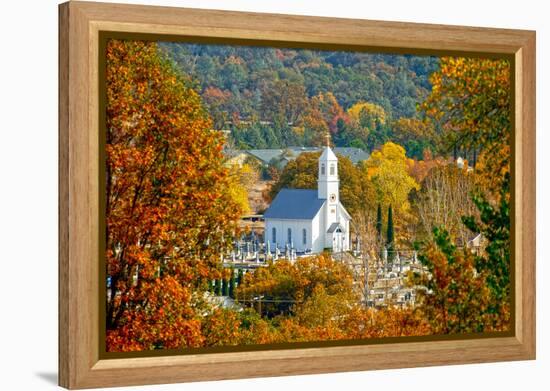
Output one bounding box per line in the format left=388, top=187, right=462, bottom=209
left=161, top=42, right=439, bottom=156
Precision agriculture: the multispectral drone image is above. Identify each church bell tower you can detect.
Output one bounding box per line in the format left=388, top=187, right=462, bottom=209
left=318, top=133, right=339, bottom=205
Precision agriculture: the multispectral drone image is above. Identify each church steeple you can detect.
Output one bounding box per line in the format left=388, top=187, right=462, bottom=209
left=318, top=132, right=339, bottom=202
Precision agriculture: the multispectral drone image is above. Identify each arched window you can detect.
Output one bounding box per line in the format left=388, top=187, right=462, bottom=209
left=302, top=228, right=307, bottom=245
left=330, top=164, right=335, bottom=176
left=287, top=228, right=292, bottom=244
left=321, top=163, right=325, bottom=175
left=272, top=227, right=276, bottom=243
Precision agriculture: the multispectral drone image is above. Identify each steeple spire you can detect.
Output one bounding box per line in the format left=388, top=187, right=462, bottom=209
left=318, top=135, right=338, bottom=201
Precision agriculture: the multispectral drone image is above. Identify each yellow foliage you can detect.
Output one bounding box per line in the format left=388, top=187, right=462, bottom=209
left=364, top=142, right=420, bottom=214
left=347, top=101, right=387, bottom=128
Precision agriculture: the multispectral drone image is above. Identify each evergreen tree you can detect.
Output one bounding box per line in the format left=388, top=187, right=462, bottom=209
left=229, top=269, right=236, bottom=298
left=462, top=173, right=511, bottom=320
left=386, top=205, right=394, bottom=259
left=237, top=268, right=244, bottom=285
left=222, top=278, right=229, bottom=296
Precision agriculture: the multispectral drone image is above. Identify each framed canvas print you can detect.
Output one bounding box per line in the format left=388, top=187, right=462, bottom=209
left=58, top=1, right=536, bottom=389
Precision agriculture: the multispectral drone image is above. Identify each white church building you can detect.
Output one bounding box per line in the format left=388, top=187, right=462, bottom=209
left=263, top=143, right=351, bottom=254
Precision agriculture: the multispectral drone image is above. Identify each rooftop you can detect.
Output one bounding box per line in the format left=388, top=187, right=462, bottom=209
left=239, top=146, right=369, bottom=166
left=263, top=189, right=325, bottom=220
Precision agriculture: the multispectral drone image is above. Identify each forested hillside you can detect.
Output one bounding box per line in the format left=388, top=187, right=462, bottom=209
left=161, top=43, right=439, bottom=156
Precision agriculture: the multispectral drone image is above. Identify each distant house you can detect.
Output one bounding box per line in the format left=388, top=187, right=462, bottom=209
left=243, top=146, right=369, bottom=168
left=263, top=144, right=351, bottom=254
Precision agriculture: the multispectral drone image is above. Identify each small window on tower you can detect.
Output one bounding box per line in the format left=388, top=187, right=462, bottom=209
left=272, top=227, right=276, bottom=243
left=321, top=163, right=325, bottom=175
left=330, top=164, right=335, bottom=176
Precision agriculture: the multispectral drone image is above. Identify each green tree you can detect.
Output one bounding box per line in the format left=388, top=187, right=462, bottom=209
left=229, top=269, right=236, bottom=298
left=410, top=227, right=505, bottom=334
left=462, top=173, right=511, bottom=329
left=222, top=278, right=229, bottom=296
left=237, top=268, right=244, bottom=285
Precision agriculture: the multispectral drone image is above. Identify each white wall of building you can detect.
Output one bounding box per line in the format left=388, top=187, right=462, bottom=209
left=265, top=217, right=317, bottom=252
left=311, top=210, right=324, bottom=253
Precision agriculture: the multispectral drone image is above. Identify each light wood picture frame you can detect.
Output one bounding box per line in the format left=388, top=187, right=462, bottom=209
left=59, top=1, right=536, bottom=389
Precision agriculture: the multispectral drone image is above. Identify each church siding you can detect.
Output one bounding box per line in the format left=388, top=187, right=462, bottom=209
left=265, top=218, right=315, bottom=253
left=311, top=209, right=324, bottom=253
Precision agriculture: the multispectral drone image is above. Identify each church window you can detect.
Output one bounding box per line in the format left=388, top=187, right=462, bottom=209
left=302, top=228, right=307, bottom=245
left=287, top=228, right=292, bottom=244
left=321, top=163, right=325, bottom=175
left=272, top=227, right=276, bottom=242
left=330, top=164, right=335, bottom=176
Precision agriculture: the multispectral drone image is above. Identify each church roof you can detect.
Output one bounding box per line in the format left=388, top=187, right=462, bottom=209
left=263, top=189, right=325, bottom=220
left=327, top=222, right=345, bottom=233
left=242, top=147, right=369, bottom=166
left=333, top=147, right=370, bottom=165
left=319, top=146, right=337, bottom=161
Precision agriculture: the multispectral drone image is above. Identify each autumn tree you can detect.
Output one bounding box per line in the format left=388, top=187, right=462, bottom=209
left=261, top=79, right=308, bottom=124
left=405, top=150, right=445, bottom=184
left=348, top=101, right=387, bottom=130
left=237, top=255, right=355, bottom=318
left=391, top=117, right=437, bottom=159
left=294, top=284, right=355, bottom=329
left=410, top=228, right=506, bottom=334
left=412, top=164, right=477, bottom=244
left=461, top=173, right=511, bottom=330
left=342, top=307, right=430, bottom=339
left=202, top=86, right=232, bottom=129
left=229, top=269, right=236, bottom=298
left=415, top=57, right=512, bottom=333
left=105, top=40, right=244, bottom=351
left=421, top=57, right=511, bottom=196
left=363, top=142, right=419, bottom=219
left=310, top=92, right=347, bottom=132
left=299, top=106, right=330, bottom=146
left=347, top=101, right=390, bottom=150
left=200, top=308, right=241, bottom=347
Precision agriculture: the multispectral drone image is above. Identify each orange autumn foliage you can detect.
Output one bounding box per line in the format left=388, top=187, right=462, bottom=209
left=422, top=57, right=511, bottom=198
left=105, top=40, right=245, bottom=352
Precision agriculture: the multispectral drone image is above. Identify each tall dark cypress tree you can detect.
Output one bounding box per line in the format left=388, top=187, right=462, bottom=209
left=386, top=205, right=394, bottom=259
left=222, top=278, right=229, bottom=296
left=376, top=203, right=383, bottom=239
left=229, top=269, right=236, bottom=298
left=237, top=268, right=244, bottom=285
